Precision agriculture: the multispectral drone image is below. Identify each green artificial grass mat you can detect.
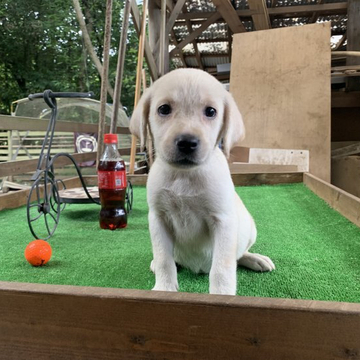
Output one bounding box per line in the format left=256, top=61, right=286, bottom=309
left=1, top=183, right=360, bottom=303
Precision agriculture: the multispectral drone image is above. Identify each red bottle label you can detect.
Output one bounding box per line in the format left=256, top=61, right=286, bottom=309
left=98, top=171, right=127, bottom=190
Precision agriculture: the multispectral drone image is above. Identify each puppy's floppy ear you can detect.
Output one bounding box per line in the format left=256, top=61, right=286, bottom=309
left=221, top=91, right=245, bottom=158
left=129, top=88, right=151, bottom=150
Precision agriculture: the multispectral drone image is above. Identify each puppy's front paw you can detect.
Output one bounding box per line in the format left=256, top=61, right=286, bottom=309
left=152, top=282, right=179, bottom=292
left=238, top=252, right=275, bottom=272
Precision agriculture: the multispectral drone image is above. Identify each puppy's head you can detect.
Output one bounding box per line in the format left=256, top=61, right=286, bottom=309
left=130, top=69, right=245, bottom=168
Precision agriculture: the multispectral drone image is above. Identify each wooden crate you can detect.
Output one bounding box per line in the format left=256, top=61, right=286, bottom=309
left=0, top=173, right=360, bottom=359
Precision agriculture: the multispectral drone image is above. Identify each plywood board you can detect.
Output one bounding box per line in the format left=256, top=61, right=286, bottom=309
left=230, top=23, right=331, bottom=181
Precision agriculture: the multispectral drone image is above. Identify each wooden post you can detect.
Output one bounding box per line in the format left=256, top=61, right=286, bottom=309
left=97, top=0, right=113, bottom=166
left=129, top=0, right=148, bottom=174
left=142, top=69, right=154, bottom=168
left=347, top=0, right=360, bottom=91
left=159, top=0, right=166, bottom=76
left=148, top=1, right=161, bottom=71
left=110, top=0, right=131, bottom=134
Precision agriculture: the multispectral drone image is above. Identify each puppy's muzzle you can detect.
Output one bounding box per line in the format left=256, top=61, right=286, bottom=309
left=175, top=134, right=199, bottom=155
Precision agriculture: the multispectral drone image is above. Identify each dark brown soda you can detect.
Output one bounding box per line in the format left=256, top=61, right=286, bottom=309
left=98, top=159, right=127, bottom=230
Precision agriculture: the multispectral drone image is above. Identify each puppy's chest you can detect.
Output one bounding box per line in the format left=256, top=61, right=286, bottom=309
left=156, top=188, right=210, bottom=240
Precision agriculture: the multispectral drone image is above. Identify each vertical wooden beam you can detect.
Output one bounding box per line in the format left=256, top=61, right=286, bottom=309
left=182, top=4, right=203, bottom=70
left=153, top=0, right=187, bottom=56
left=110, top=0, right=131, bottom=134
left=142, top=69, right=154, bottom=168
left=171, top=30, right=187, bottom=67
left=97, top=0, right=113, bottom=166
left=247, top=0, right=271, bottom=30
left=347, top=0, right=360, bottom=91
left=131, top=0, right=159, bottom=81
left=129, top=0, right=148, bottom=175
left=159, top=0, right=167, bottom=75
left=228, top=27, right=233, bottom=62
left=148, top=1, right=161, bottom=71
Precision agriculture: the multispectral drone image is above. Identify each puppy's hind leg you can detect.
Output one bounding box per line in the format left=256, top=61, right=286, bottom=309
left=238, top=252, right=275, bottom=272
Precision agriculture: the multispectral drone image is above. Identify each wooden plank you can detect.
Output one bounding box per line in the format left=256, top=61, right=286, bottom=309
left=1, top=281, right=359, bottom=360
left=231, top=172, right=302, bottom=186
left=268, top=2, right=347, bottom=18
left=332, top=65, right=360, bottom=72
left=131, top=0, right=159, bottom=81
left=332, top=142, right=360, bottom=159
left=0, top=152, right=95, bottom=177
left=170, top=12, right=221, bottom=56
left=175, top=2, right=347, bottom=21
left=332, top=51, right=360, bottom=58
left=0, top=115, right=131, bottom=134
left=230, top=23, right=331, bottom=182
left=0, top=147, right=136, bottom=178
left=211, top=0, right=246, bottom=33
left=247, top=0, right=271, bottom=30
left=304, top=172, right=360, bottom=228
left=229, top=163, right=298, bottom=173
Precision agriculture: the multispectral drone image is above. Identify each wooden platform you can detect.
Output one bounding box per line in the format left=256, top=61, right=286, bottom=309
left=59, top=186, right=99, bottom=204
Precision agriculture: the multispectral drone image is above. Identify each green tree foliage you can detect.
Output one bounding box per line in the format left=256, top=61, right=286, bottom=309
left=0, top=0, right=139, bottom=115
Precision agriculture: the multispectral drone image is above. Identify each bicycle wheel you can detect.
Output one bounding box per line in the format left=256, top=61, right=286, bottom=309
left=27, top=177, right=61, bottom=239
left=126, top=181, right=133, bottom=214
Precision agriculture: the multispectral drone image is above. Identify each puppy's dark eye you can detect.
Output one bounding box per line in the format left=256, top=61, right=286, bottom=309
left=204, top=107, right=217, bottom=118
left=158, top=104, right=172, bottom=116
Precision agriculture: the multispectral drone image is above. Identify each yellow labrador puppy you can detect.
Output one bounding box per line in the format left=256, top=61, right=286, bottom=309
left=130, top=69, right=274, bottom=295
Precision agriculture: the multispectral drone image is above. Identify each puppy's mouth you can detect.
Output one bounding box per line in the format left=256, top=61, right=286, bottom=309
left=171, top=157, right=199, bottom=168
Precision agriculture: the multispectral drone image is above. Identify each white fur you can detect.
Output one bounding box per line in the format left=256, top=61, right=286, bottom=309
left=130, top=69, right=275, bottom=295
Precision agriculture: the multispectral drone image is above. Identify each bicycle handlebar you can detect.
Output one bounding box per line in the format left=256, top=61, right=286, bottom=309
left=28, top=91, right=94, bottom=101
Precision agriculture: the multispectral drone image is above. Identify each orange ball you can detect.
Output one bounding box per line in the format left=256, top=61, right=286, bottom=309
left=24, top=240, right=52, bottom=267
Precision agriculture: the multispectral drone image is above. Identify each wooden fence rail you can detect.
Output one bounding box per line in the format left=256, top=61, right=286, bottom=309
left=0, top=147, right=137, bottom=178
left=0, top=115, right=131, bottom=134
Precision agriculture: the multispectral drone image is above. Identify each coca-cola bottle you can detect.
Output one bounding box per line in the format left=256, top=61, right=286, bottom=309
left=97, top=134, right=127, bottom=230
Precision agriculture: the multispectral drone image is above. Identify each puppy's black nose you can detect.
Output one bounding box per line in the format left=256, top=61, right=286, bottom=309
left=175, top=134, right=199, bottom=154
